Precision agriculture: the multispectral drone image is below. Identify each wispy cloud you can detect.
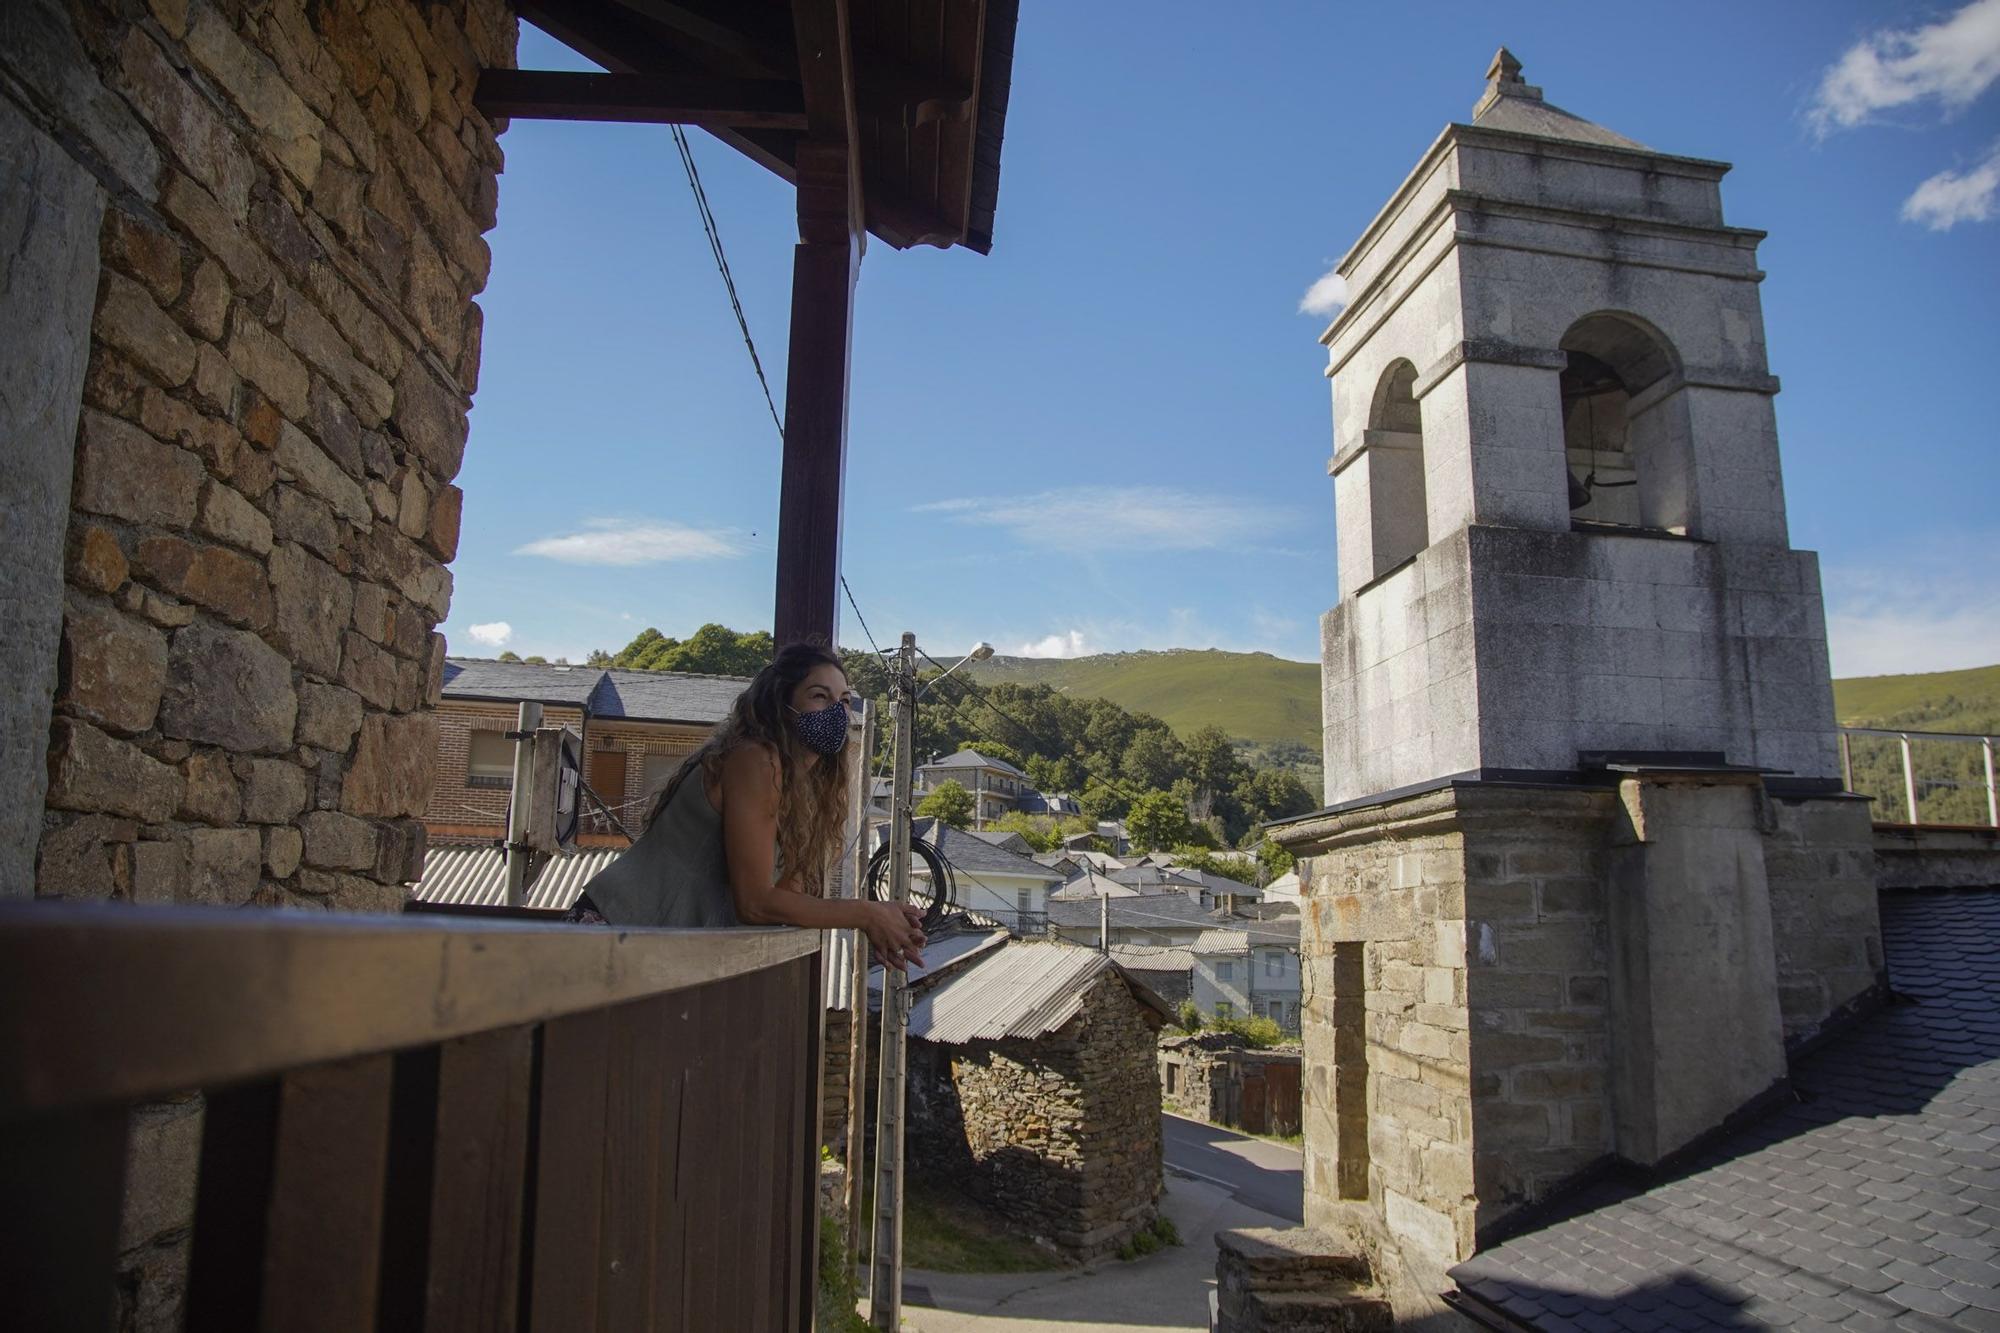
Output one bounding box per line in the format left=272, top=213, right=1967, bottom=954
left=1809, top=0, right=2000, bottom=134
left=468, top=621, right=512, bottom=647
left=912, top=486, right=1295, bottom=553
left=515, top=519, right=744, bottom=566
left=1902, top=141, right=2000, bottom=228
left=1298, top=267, right=1348, bottom=318
left=1824, top=551, right=2000, bottom=677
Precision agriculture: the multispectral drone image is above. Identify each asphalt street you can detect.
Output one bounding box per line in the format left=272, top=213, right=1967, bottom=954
left=1160, top=1113, right=1303, bottom=1225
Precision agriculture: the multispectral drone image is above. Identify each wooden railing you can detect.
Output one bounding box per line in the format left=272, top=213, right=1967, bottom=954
left=0, top=903, right=824, bottom=1332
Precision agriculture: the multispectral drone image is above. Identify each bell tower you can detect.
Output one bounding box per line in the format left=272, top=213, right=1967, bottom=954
left=1321, top=47, right=1834, bottom=806
left=1271, top=54, right=1883, bottom=1321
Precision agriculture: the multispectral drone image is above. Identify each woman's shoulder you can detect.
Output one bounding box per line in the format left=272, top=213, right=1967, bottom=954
left=717, top=740, right=782, bottom=799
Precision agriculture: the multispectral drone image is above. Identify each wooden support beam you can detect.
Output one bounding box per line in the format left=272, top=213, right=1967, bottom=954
left=473, top=69, right=807, bottom=129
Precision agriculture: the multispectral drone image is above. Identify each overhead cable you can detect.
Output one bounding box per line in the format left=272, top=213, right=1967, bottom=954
left=670, top=125, right=784, bottom=442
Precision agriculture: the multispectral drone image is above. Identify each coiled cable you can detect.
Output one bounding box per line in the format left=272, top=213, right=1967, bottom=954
left=864, top=834, right=955, bottom=931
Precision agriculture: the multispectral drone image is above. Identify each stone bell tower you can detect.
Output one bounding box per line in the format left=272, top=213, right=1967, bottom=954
left=1271, top=52, right=1884, bottom=1320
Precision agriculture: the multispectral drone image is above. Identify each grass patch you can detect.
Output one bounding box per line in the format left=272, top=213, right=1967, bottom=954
left=817, top=1209, right=871, bottom=1333
left=858, top=1180, right=1065, bottom=1275
left=1116, top=1214, right=1182, bottom=1262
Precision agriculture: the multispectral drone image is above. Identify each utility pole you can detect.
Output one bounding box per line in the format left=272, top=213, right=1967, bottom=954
left=843, top=699, right=876, bottom=1272
left=869, top=633, right=917, bottom=1329
left=503, top=701, right=542, bottom=907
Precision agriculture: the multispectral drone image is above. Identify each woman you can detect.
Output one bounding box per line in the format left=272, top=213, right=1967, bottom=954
left=568, top=643, right=928, bottom=971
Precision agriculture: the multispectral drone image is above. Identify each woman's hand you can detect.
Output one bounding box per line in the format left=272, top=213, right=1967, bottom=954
left=863, top=901, right=927, bottom=972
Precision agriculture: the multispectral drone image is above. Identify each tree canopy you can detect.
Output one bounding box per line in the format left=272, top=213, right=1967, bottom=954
left=915, top=780, right=974, bottom=829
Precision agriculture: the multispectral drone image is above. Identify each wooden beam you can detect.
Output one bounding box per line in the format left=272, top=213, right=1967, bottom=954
left=607, top=0, right=797, bottom=79
left=473, top=69, right=806, bottom=129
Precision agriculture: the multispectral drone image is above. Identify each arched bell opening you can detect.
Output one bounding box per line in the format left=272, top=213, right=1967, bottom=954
left=1558, top=313, right=1692, bottom=534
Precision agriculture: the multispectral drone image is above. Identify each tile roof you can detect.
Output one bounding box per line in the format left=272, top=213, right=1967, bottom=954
left=440, top=658, right=746, bottom=724
left=1451, top=888, right=2000, bottom=1333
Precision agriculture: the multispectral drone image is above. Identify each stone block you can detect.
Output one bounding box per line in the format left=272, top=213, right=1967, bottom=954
left=177, top=748, right=241, bottom=824
left=162, top=172, right=270, bottom=296
left=158, top=621, right=297, bottom=753
left=115, top=27, right=252, bottom=216
left=264, top=825, right=303, bottom=878
left=342, top=711, right=437, bottom=817
left=132, top=535, right=272, bottom=629
left=69, top=526, right=129, bottom=596
left=392, top=356, right=467, bottom=480
left=46, top=719, right=181, bottom=822
left=130, top=836, right=186, bottom=903
left=268, top=543, right=354, bottom=676
left=340, top=629, right=399, bottom=709
left=282, top=286, right=392, bottom=424
left=275, top=420, right=369, bottom=522
left=425, top=483, right=462, bottom=561
left=239, top=757, right=309, bottom=824
left=376, top=817, right=426, bottom=884
left=184, top=7, right=323, bottom=189
left=197, top=480, right=274, bottom=555
left=98, top=268, right=196, bottom=388
left=35, top=814, right=137, bottom=899
left=179, top=257, right=231, bottom=344
left=73, top=408, right=203, bottom=528
left=227, top=313, right=310, bottom=419
left=119, top=1099, right=203, bottom=1250
left=61, top=596, right=168, bottom=734
left=296, top=680, right=363, bottom=752
left=183, top=826, right=261, bottom=904
left=301, top=809, right=377, bottom=871
left=101, top=206, right=184, bottom=305
left=267, top=484, right=343, bottom=560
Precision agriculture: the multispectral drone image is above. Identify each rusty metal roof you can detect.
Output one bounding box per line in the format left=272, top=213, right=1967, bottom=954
left=907, top=940, right=1116, bottom=1045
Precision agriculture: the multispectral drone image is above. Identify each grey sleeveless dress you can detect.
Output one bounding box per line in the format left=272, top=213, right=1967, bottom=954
left=576, top=773, right=741, bottom=928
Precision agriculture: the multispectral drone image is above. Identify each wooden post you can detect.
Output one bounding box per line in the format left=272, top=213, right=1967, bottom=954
left=869, top=634, right=915, bottom=1329
left=843, top=700, right=876, bottom=1271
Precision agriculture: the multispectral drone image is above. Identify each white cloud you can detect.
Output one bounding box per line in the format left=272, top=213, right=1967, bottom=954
left=1902, top=142, right=2000, bottom=228
left=1298, top=267, right=1349, bottom=318
left=1016, top=630, right=1093, bottom=658
left=515, top=519, right=744, bottom=566
left=1823, top=557, right=2000, bottom=678
left=912, top=486, right=1294, bottom=553
left=1809, top=0, right=2000, bottom=133
left=468, top=621, right=513, bottom=647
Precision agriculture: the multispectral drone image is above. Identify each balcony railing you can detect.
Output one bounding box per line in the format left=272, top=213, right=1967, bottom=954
left=0, top=903, right=823, bottom=1331
left=1839, top=726, right=1999, bottom=829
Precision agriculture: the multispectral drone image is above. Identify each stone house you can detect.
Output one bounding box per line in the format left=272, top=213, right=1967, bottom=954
left=424, top=657, right=743, bottom=848
left=915, top=747, right=1029, bottom=828
left=1159, top=1033, right=1303, bottom=1137
left=897, top=935, right=1172, bottom=1262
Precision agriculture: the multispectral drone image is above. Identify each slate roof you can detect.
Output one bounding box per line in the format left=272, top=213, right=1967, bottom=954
left=1046, top=892, right=1220, bottom=933
left=919, top=748, right=1027, bottom=779
left=440, top=658, right=745, bottom=724
left=911, top=819, right=1064, bottom=884
left=1451, top=888, right=2000, bottom=1333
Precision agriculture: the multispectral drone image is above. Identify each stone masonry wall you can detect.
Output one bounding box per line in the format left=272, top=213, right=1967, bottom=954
left=909, top=973, right=1163, bottom=1261
left=1762, top=793, right=1884, bottom=1043
left=14, top=0, right=514, bottom=914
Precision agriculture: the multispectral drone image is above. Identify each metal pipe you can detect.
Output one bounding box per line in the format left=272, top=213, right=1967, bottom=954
left=1986, top=737, right=1997, bottom=830
left=1839, top=731, right=1854, bottom=793
left=1900, top=734, right=1919, bottom=826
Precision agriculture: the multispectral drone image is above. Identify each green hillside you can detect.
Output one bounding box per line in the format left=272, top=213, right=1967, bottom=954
left=1832, top=663, right=1998, bottom=827
left=1831, top=663, right=2000, bottom=733
left=969, top=649, right=1320, bottom=751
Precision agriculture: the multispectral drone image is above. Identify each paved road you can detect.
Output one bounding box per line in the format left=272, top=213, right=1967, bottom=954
left=1161, top=1113, right=1303, bottom=1224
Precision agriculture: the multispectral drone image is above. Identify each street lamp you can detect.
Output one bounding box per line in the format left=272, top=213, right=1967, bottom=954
left=917, top=641, right=994, bottom=698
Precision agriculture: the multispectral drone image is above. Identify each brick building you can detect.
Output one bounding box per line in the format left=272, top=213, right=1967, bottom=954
left=425, top=657, right=744, bottom=849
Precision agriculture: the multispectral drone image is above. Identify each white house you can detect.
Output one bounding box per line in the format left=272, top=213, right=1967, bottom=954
left=908, top=818, right=1065, bottom=934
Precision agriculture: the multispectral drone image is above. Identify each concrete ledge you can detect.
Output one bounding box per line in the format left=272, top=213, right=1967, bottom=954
left=1874, top=826, right=2000, bottom=889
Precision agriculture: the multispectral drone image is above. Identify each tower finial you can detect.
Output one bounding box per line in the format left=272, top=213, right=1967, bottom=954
left=1475, top=45, right=1542, bottom=116
left=1486, top=47, right=1523, bottom=86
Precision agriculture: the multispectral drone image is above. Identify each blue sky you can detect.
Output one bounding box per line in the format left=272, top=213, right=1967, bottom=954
left=442, top=1, right=2000, bottom=678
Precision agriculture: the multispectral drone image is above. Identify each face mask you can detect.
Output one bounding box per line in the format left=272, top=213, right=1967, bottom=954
left=788, top=698, right=849, bottom=756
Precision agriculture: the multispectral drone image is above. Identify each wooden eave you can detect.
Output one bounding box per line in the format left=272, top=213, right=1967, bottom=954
left=490, top=0, right=1019, bottom=254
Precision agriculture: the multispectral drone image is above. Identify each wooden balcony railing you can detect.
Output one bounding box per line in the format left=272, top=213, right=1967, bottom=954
left=0, top=902, right=824, bottom=1332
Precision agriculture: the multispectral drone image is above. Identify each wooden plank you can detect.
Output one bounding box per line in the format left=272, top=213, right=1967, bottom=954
left=185, top=1080, right=280, bottom=1332
left=473, top=69, right=807, bottom=129
left=603, top=994, right=671, bottom=1331
left=795, top=956, right=827, bottom=1329
left=260, top=1055, right=395, bottom=1333
left=527, top=1011, right=611, bottom=1333
left=0, top=1104, right=126, bottom=1333
left=648, top=989, right=692, bottom=1333
left=679, top=980, right=725, bottom=1332
left=0, top=903, right=819, bottom=1118
left=425, top=1026, right=536, bottom=1333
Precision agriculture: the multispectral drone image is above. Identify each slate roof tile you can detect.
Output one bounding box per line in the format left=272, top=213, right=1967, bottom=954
left=1450, top=888, right=2000, bottom=1332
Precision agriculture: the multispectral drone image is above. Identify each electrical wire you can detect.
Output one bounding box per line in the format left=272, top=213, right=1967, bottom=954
left=670, top=125, right=783, bottom=442
left=840, top=574, right=886, bottom=660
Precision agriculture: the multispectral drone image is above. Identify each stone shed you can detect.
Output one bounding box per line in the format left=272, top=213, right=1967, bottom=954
left=900, top=937, right=1172, bottom=1262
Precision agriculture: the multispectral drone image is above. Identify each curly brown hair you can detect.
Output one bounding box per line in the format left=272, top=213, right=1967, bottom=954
left=646, top=642, right=852, bottom=895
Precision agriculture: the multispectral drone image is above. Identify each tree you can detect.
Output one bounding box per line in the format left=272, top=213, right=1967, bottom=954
left=1185, top=725, right=1242, bottom=796
left=987, top=811, right=1060, bottom=852
left=1126, top=790, right=1191, bottom=852
left=916, top=780, right=974, bottom=829
left=1236, top=768, right=1317, bottom=825
left=585, top=649, right=613, bottom=667
left=524, top=655, right=548, bottom=664
left=497, top=651, right=522, bottom=663
left=1255, top=840, right=1296, bottom=880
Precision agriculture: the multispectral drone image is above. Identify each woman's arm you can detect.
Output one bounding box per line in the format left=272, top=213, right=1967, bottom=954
left=718, top=744, right=927, bottom=967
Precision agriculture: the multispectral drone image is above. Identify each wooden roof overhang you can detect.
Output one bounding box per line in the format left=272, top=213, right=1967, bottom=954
left=477, top=0, right=1019, bottom=254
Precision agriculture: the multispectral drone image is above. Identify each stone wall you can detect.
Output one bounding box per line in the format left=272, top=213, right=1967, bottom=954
left=822, top=1005, right=852, bottom=1151
left=1160, top=1035, right=1303, bottom=1136
left=1762, top=792, right=1883, bottom=1041
left=908, top=972, right=1162, bottom=1261
left=10, top=0, right=514, bottom=915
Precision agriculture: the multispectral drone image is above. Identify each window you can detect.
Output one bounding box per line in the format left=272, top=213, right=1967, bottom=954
left=1216, top=960, right=1233, bottom=981
left=466, top=731, right=513, bottom=788
left=1365, top=358, right=1428, bottom=575
left=1558, top=312, right=1690, bottom=534
left=1266, top=952, right=1282, bottom=978
left=1016, top=889, right=1032, bottom=917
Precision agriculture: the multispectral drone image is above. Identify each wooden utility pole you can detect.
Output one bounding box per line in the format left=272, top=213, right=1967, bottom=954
left=869, top=633, right=916, bottom=1329
left=503, top=701, right=542, bottom=906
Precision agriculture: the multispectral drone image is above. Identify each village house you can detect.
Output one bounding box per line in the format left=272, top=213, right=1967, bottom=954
left=915, top=747, right=1030, bottom=828
left=885, top=930, right=1173, bottom=1262
left=1189, top=920, right=1302, bottom=1031
left=905, top=816, right=1066, bottom=935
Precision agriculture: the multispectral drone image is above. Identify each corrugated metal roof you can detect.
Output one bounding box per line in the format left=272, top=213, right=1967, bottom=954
left=1191, top=929, right=1250, bottom=955
left=908, top=940, right=1114, bottom=1044
left=1109, top=944, right=1195, bottom=972
left=867, top=927, right=1010, bottom=1000
left=412, top=844, right=622, bottom=911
